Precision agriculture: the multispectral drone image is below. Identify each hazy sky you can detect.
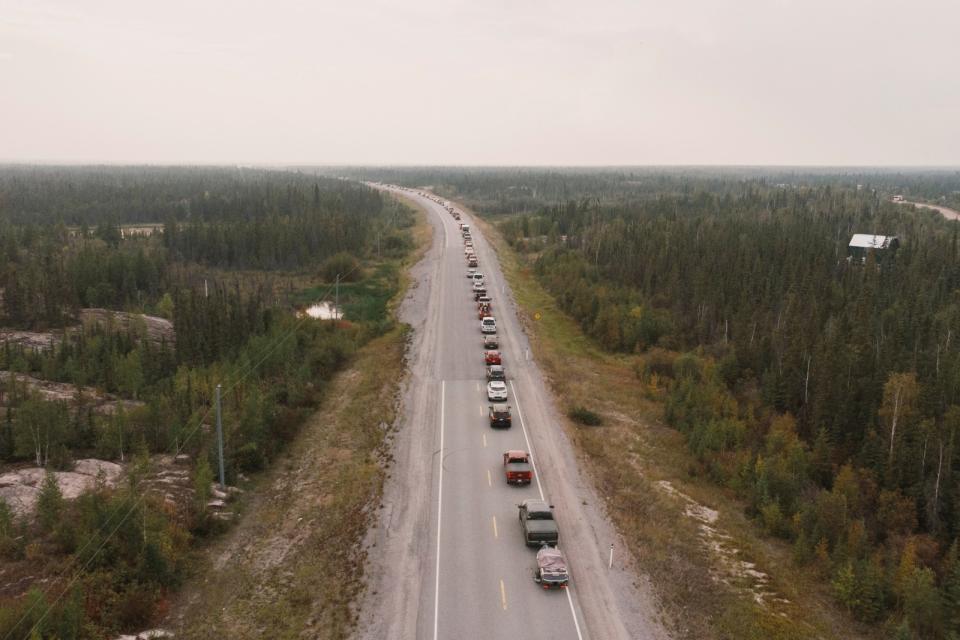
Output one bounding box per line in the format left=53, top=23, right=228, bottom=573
left=1, top=0, right=958, bottom=165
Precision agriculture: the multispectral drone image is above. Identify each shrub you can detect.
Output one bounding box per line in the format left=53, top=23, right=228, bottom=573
left=568, top=406, right=603, bottom=426
left=321, top=252, right=361, bottom=283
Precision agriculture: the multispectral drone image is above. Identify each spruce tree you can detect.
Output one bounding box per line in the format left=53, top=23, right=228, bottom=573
left=36, top=471, right=64, bottom=534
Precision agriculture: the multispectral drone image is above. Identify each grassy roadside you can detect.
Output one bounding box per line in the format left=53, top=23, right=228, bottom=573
left=169, top=198, right=429, bottom=640
left=467, top=210, right=872, bottom=640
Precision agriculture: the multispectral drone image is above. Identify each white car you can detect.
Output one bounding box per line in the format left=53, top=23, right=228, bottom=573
left=472, top=273, right=484, bottom=285
left=481, top=317, right=497, bottom=333
left=487, top=380, right=508, bottom=402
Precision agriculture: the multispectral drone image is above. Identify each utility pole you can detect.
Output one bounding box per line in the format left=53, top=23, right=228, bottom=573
left=215, top=384, right=225, bottom=488
left=335, top=273, right=340, bottom=322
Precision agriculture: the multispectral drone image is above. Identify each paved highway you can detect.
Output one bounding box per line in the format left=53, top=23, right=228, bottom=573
left=412, top=188, right=586, bottom=640
left=360, top=186, right=663, bottom=640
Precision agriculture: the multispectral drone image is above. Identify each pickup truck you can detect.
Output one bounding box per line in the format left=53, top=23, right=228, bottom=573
left=503, top=450, right=533, bottom=485
left=518, top=499, right=559, bottom=547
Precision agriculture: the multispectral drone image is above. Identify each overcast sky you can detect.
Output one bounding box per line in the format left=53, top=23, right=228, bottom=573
left=1, top=0, right=958, bottom=165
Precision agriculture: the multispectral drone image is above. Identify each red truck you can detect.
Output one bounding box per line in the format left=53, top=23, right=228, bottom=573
left=503, top=450, right=533, bottom=485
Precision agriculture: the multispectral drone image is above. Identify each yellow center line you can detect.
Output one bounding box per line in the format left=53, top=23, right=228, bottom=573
left=492, top=515, right=498, bottom=538
left=487, top=468, right=492, bottom=486
left=500, top=579, right=508, bottom=610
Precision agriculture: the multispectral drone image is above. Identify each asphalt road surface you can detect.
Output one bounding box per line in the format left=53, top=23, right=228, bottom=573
left=358, top=186, right=667, bottom=640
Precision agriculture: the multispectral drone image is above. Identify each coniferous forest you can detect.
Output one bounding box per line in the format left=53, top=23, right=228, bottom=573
left=355, top=167, right=960, bottom=638
left=0, top=167, right=412, bottom=638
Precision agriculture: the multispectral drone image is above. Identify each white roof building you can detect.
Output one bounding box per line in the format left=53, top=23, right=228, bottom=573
left=849, top=234, right=898, bottom=250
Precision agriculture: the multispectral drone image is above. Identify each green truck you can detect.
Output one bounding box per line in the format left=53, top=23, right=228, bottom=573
left=518, top=499, right=559, bottom=547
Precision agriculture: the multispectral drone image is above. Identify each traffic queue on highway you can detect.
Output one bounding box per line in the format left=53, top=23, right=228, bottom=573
left=370, top=184, right=574, bottom=592
left=432, top=193, right=571, bottom=592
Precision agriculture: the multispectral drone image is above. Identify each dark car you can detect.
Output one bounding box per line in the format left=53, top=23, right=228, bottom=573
left=486, top=364, right=505, bottom=381
left=518, top=499, right=559, bottom=547
left=483, top=335, right=499, bottom=349
left=489, top=404, right=512, bottom=428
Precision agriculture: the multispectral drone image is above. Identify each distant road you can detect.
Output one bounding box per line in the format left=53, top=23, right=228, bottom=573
left=899, top=200, right=960, bottom=221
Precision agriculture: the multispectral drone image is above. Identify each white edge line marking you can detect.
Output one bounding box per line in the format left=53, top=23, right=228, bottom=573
left=433, top=379, right=445, bottom=640
left=510, top=379, right=584, bottom=640
left=510, top=380, right=544, bottom=501
left=566, top=588, right=584, bottom=640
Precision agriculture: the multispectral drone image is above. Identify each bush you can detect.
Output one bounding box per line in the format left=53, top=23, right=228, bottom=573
left=568, top=406, right=603, bottom=426
left=321, top=252, right=361, bottom=283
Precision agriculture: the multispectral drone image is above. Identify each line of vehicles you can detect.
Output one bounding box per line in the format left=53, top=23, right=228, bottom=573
left=448, top=201, right=570, bottom=591
left=372, top=184, right=573, bottom=592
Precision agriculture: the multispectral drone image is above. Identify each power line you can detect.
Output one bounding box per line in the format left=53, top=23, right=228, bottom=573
left=9, top=262, right=362, bottom=640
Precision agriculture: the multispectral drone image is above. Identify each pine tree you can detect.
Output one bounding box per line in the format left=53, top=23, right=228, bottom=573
left=832, top=561, right=859, bottom=613
left=36, top=471, right=64, bottom=534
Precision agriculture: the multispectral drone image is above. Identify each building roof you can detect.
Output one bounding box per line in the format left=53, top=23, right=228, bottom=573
left=849, top=234, right=898, bottom=249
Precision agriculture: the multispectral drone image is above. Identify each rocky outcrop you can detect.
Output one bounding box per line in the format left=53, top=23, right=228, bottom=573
left=0, top=330, right=62, bottom=352
left=80, top=309, right=175, bottom=347
left=0, top=459, right=123, bottom=516
left=0, top=310, right=174, bottom=356
left=0, top=371, right=145, bottom=415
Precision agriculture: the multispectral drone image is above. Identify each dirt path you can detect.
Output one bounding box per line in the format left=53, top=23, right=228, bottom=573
left=354, top=194, right=444, bottom=639
left=900, top=200, right=960, bottom=220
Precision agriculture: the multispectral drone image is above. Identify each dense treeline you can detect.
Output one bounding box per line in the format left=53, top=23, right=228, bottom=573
left=0, top=169, right=409, bottom=638
left=0, top=171, right=402, bottom=329
left=336, top=165, right=960, bottom=215
left=0, top=166, right=381, bottom=225
left=495, top=185, right=960, bottom=636
left=0, top=224, right=168, bottom=329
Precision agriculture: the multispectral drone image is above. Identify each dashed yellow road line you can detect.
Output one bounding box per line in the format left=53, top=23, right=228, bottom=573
left=487, top=468, right=492, bottom=486
left=500, top=579, right=507, bottom=610
left=492, top=515, right=498, bottom=538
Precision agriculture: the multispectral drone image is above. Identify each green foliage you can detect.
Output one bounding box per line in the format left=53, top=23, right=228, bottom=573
left=568, top=406, right=603, bottom=426
left=321, top=252, right=361, bottom=283
left=36, top=471, right=64, bottom=533
left=193, top=457, right=214, bottom=517
left=0, top=167, right=415, bottom=638
left=155, top=292, right=174, bottom=319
